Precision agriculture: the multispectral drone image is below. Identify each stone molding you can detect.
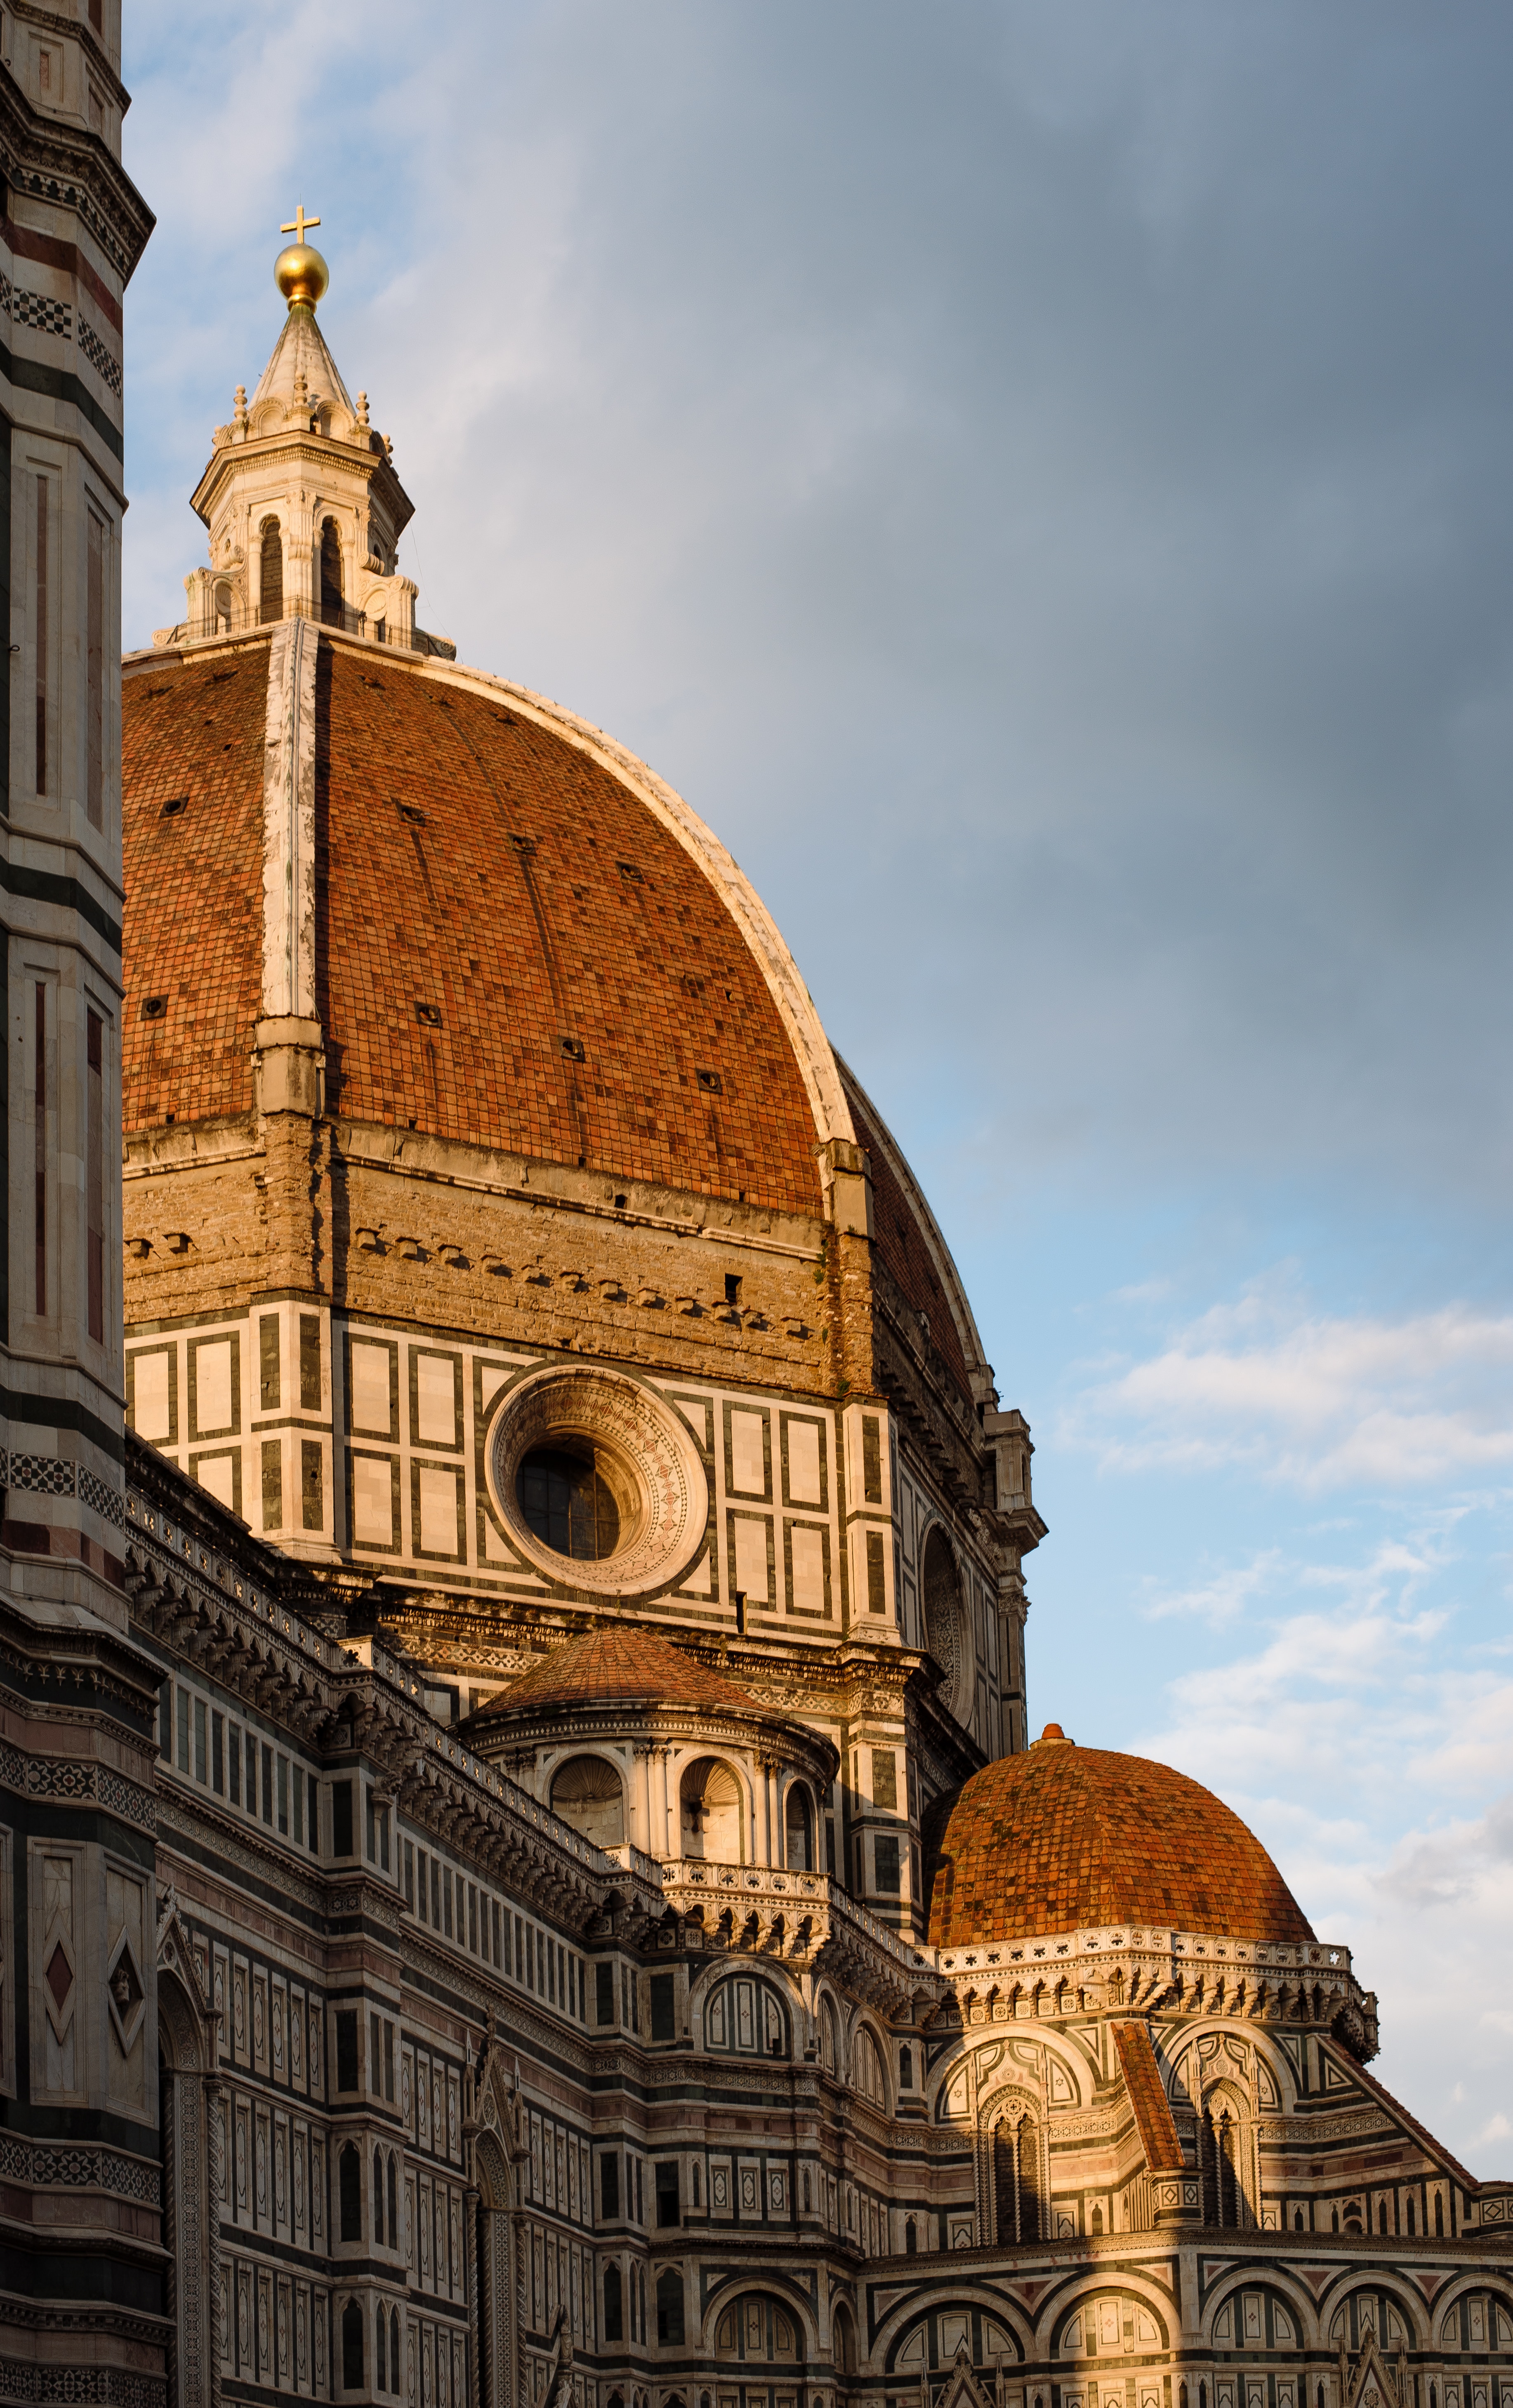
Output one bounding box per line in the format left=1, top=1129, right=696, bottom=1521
left=0, top=57, right=155, bottom=286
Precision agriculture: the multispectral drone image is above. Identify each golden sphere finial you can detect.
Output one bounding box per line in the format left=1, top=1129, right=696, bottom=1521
left=275, top=204, right=327, bottom=309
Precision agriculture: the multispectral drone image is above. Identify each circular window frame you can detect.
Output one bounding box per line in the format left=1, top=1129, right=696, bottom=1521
left=486, top=1363, right=709, bottom=1597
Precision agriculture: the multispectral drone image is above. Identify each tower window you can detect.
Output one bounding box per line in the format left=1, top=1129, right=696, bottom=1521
left=259, top=519, right=283, bottom=624
left=320, top=518, right=343, bottom=625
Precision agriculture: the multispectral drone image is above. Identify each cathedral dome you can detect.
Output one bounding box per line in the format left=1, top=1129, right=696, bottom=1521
left=924, top=1725, right=1315, bottom=1950
left=121, top=634, right=836, bottom=1219
left=117, top=244, right=1037, bottom=1778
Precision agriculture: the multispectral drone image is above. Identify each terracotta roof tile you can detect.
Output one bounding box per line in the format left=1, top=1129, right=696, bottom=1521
left=121, top=651, right=267, bottom=1128
left=469, top=1623, right=754, bottom=1720
left=122, top=634, right=825, bottom=1217
left=925, top=1731, right=1315, bottom=1949
left=1112, top=2020, right=1186, bottom=2174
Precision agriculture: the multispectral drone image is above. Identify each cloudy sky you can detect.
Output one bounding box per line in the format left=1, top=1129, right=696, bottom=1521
left=121, top=2, right=1513, bottom=2167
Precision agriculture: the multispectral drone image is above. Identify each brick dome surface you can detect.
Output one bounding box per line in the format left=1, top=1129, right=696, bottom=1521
left=121, top=633, right=825, bottom=1216
left=925, top=1731, right=1315, bottom=1949
left=469, top=1624, right=754, bottom=1720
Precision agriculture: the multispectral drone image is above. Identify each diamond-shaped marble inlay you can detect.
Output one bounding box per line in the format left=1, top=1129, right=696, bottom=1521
left=111, top=1952, right=143, bottom=2018
left=46, top=1941, right=73, bottom=2012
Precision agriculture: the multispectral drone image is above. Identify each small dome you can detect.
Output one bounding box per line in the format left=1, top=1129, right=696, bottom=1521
left=925, top=1730, right=1314, bottom=1950
left=467, top=1623, right=755, bottom=1722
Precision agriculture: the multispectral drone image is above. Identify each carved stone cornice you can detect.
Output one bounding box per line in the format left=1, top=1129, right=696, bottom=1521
left=0, top=51, right=154, bottom=284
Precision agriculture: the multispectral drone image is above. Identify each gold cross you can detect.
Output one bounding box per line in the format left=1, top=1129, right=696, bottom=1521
left=280, top=204, right=321, bottom=244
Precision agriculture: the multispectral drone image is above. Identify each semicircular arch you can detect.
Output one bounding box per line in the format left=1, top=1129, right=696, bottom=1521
left=1427, top=2281, right=1513, bottom=2352
left=702, top=2279, right=819, bottom=2359
left=1039, top=2275, right=1178, bottom=2361
left=879, top=2293, right=1031, bottom=2376
left=1202, top=2274, right=1322, bottom=2353
left=1318, top=2275, right=1427, bottom=2353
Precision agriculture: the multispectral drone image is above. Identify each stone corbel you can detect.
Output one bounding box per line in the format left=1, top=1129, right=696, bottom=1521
left=817, top=1137, right=874, bottom=1238
left=252, top=1017, right=326, bottom=1117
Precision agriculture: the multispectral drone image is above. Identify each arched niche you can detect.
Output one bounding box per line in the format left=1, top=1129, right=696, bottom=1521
left=549, top=1753, right=625, bottom=1849
left=713, top=2293, right=806, bottom=2366
left=850, top=2021, right=888, bottom=2108
left=474, top=2118, right=521, bottom=2407
left=700, top=1967, right=790, bottom=2060
left=922, top=1525, right=968, bottom=1714
left=832, top=2302, right=858, bottom=2374
left=680, top=1756, right=744, bottom=1861
left=783, top=1779, right=814, bottom=1869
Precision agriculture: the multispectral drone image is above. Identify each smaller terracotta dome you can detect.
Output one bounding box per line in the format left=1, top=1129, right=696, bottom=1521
left=468, top=1624, right=754, bottom=1721
left=925, top=1730, right=1314, bottom=1950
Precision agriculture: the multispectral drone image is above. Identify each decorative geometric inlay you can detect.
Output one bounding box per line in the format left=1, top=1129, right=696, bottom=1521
left=75, top=316, right=123, bottom=396
left=0, top=2136, right=161, bottom=2204
left=106, top=1932, right=147, bottom=2054
left=45, top=1941, right=73, bottom=2014
left=79, top=1466, right=128, bottom=1527
left=0, top=1744, right=156, bottom=1831
left=0, top=2365, right=165, bottom=2407
left=0, top=276, right=73, bottom=339
left=7, top=1453, right=76, bottom=1495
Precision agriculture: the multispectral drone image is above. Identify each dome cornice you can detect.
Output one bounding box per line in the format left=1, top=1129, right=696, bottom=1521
left=466, top=1695, right=837, bottom=1783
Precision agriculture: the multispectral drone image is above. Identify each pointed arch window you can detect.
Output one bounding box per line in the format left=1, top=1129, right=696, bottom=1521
left=259, top=519, right=283, bottom=625
left=341, top=2297, right=363, bottom=2389
left=1200, top=2101, right=1247, bottom=2226
left=992, top=2110, right=1040, bottom=2243
left=321, top=518, right=343, bottom=625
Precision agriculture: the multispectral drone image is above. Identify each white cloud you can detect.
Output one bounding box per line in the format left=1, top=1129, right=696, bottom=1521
left=1067, top=1276, right=1513, bottom=1488
left=1128, top=1514, right=1513, bottom=2174
left=1143, top=1549, right=1282, bottom=1625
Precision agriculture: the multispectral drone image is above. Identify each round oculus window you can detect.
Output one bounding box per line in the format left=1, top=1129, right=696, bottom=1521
left=487, top=1364, right=709, bottom=1596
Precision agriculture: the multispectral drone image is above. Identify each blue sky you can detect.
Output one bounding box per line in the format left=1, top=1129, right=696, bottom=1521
left=120, top=2, right=1513, bottom=2167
